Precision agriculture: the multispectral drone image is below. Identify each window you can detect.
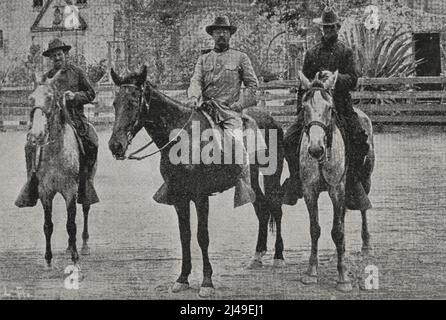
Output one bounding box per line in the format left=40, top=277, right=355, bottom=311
left=76, top=0, right=87, bottom=4
left=0, top=30, right=3, bottom=49
left=33, top=0, right=43, bottom=8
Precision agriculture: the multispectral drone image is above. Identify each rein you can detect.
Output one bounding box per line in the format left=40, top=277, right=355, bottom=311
left=28, top=94, right=67, bottom=172
left=303, top=87, right=336, bottom=162
left=118, top=83, right=194, bottom=161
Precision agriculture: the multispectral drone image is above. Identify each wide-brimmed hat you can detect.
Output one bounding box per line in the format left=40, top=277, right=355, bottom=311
left=42, top=38, right=72, bottom=57
left=205, top=16, right=237, bottom=35
left=313, top=7, right=341, bottom=27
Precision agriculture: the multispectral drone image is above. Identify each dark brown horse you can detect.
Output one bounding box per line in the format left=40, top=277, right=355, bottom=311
left=108, top=66, right=285, bottom=297
left=26, top=71, right=94, bottom=267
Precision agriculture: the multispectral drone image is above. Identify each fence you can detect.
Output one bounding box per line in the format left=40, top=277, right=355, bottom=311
left=2, top=76, right=446, bottom=130
left=258, top=76, right=446, bottom=127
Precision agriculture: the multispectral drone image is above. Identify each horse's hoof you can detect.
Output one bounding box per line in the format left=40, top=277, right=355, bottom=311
left=171, top=282, right=189, bottom=293
left=45, top=262, right=53, bottom=270
left=301, top=275, right=318, bottom=285
left=247, top=259, right=263, bottom=269
left=198, top=286, right=215, bottom=298
left=81, top=246, right=90, bottom=256
left=336, top=281, right=353, bottom=292
left=72, top=252, right=79, bottom=263
left=273, top=259, right=286, bottom=268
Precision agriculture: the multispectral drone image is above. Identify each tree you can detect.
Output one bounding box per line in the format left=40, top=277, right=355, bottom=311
left=252, top=0, right=320, bottom=31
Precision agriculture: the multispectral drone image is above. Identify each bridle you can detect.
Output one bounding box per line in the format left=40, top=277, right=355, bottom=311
left=118, top=83, right=150, bottom=142
left=27, top=92, right=64, bottom=173
left=28, top=94, right=63, bottom=148
left=115, top=83, right=193, bottom=160
left=302, top=87, right=336, bottom=162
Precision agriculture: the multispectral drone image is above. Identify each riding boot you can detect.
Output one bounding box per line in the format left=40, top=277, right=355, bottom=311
left=77, top=143, right=99, bottom=205
left=153, top=181, right=176, bottom=205
left=15, top=143, right=39, bottom=208
left=345, top=113, right=372, bottom=211
left=234, top=161, right=256, bottom=208
left=282, top=116, right=304, bottom=205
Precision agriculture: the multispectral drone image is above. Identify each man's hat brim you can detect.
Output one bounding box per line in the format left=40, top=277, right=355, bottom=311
left=42, top=45, right=72, bottom=57
left=313, top=17, right=341, bottom=26
left=205, top=25, right=237, bottom=35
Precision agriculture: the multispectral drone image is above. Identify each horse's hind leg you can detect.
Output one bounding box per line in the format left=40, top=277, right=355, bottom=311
left=81, top=204, right=90, bottom=255
left=329, top=185, right=352, bottom=292
left=361, top=210, right=371, bottom=253
left=264, top=172, right=285, bottom=267
left=65, top=195, right=79, bottom=264
left=247, top=166, right=268, bottom=269
left=42, top=195, right=55, bottom=268
left=172, top=198, right=192, bottom=293
left=195, top=195, right=215, bottom=298
left=301, top=190, right=320, bottom=285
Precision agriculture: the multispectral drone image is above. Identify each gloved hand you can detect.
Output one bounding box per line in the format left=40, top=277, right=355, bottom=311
left=185, top=97, right=199, bottom=109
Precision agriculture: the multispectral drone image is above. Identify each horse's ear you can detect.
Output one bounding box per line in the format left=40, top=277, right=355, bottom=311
left=324, top=70, right=338, bottom=90
left=138, top=65, right=147, bottom=86
left=298, top=71, right=311, bottom=90
left=110, top=68, right=122, bottom=86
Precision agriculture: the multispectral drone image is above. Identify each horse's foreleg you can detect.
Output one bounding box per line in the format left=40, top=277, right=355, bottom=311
left=248, top=166, right=268, bottom=269
left=302, top=189, right=320, bottom=284
left=361, top=210, right=371, bottom=253
left=66, top=196, right=79, bottom=264
left=195, top=195, right=214, bottom=298
left=329, top=185, right=352, bottom=292
left=172, top=199, right=191, bottom=293
left=42, top=197, right=54, bottom=268
left=81, top=204, right=90, bottom=255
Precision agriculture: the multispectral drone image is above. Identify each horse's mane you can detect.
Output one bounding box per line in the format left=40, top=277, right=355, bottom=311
left=119, top=72, right=190, bottom=112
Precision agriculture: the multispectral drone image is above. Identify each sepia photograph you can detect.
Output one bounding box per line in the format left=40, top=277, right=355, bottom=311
left=0, top=0, right=445, bottom=304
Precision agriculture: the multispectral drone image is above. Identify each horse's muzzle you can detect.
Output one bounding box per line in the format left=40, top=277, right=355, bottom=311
left=308, top=145, right=325, bottom=161
left=109, top=140, right=126, bottom=160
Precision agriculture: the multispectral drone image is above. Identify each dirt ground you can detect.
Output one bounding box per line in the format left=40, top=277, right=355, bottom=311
left=0, top=126, right=445, bottom=300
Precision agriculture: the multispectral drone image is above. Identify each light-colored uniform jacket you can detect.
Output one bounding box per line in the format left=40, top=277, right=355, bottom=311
left=187, top=48, right=259, bottom=113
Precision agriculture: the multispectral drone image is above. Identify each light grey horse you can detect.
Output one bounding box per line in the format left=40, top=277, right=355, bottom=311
left=297, top=70, right=374, bottom=292
left=26, top=71, right=94, bottom=267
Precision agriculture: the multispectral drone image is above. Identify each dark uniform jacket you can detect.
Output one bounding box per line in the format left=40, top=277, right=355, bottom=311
left=45, top=63, right=95, bottom=135
left=298, top=38, right=358, bottom=116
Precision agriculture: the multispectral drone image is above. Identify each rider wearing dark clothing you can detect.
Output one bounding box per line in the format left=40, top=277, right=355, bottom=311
left=282, top=7, right=371, bottom=210
left=15, top=38, right=99, bottom=207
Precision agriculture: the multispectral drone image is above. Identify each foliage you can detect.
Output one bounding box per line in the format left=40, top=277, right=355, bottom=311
left=253, top=0, right=320, bottom=31
left=341, top=22, right=422, bottom=78
left=341, top=21, right=423, bottom=104
left=86, top=59, right=107, bottom=83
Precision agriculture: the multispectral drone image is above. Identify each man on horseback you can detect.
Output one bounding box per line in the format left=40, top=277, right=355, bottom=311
left=282, top=6, right=371, bottom=210
left=185, top=16, right=259, bottom=207
left=15, top=38, right=99, bottom=207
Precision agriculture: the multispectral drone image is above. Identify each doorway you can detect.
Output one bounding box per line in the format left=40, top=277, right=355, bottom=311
left=413, top=33, right=441, bottom=90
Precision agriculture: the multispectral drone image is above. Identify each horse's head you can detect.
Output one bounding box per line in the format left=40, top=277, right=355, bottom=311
left=298, top=70, right=338, bottom=162
left=27, top=70, right=63, bottom=146
left=108, top=66, right=148, bottom=160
